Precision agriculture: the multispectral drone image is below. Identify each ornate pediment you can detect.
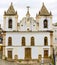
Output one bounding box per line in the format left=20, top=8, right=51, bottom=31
left=38, top=3, right=52, bottom=16
left=4, top=3, right=17, bottom=16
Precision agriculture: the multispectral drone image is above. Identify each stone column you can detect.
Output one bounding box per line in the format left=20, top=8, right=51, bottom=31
left=2, top=33, right=6, bottom=59
left=50, top=31, right=53, bottom=56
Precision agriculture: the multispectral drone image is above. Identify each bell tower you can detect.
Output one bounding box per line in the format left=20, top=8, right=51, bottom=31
left=3, top=3, right=18, bottom=31
left=36, top=3, right=52, bottom=31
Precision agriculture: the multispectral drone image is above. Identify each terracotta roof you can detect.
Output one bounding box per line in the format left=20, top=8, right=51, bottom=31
left=38, top=3, right=51, bottom=16
left=4, top=3, right=17, bottom=16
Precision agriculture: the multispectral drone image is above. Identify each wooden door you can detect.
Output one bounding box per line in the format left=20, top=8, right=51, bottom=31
left=44, top=50, right=48, bottom=58
left=25, top=48, right=31, bottom=59
left=8, top=51, right=12, bottom=59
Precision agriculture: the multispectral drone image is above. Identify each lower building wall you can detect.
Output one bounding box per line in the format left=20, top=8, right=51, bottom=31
left=4, top=46, right=50, bottom=59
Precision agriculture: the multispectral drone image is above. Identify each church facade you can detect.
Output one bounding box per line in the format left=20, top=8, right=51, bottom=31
left=0, top=3, right=53, bottom=60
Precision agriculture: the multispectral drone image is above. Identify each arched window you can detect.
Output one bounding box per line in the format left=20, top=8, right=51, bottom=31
left=22, top=37, right=25, bottom=46
left=44, top=37, right=48, bottom=46
left=8, top=37, right=12, bottom=46
left=31, top=37, right=35, bottom=46
left=43, top=19, right=48, bottom=28
left=8, top=19, right=12, bottom=28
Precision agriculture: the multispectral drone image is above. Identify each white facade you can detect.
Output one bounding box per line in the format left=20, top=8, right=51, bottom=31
left=2, top=3, right=53, bottom=60
left=5, top=32, right=51, bottom=59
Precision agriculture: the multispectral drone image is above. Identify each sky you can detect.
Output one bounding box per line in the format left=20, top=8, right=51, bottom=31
left=0, top=0, right=57, bottom=27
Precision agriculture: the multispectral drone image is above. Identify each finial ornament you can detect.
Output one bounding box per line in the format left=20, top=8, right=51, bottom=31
left=11, top=2, right=13, bottom=5
left=26, top=6, right=30, bottom=16
left=27, top=6, right=30, bottom=12
left=43, top=2, right=44, bottom=6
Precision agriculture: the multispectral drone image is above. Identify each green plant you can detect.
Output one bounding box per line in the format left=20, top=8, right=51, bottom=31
left=49, top=55, right=52, bottom=59
left=5, top=57, right=7, bottom=60
left=52, top=58, right=54, bottom=65
left=18, top=59, right=22, bottom=62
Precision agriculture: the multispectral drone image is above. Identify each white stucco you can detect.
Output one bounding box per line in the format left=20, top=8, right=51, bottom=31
left=3, top=3, right=53, bottom=60
left=4, top=31, right=51, bottom=59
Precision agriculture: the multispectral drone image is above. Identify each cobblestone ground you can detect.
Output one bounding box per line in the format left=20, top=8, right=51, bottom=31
left=0, top=59, right=18, bottom=65
left=0, top=59, right=52, bottom=65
